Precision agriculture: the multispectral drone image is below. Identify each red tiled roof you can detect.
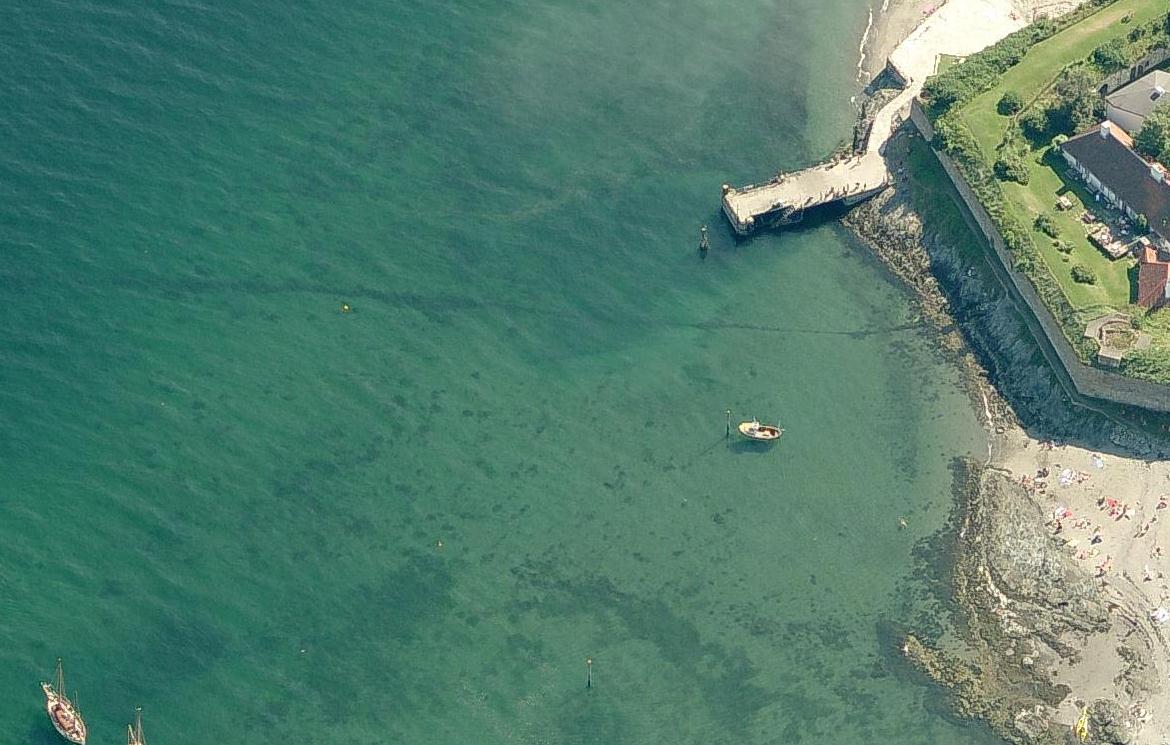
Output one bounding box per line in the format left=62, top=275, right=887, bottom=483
left=1138, top=246, right=1170, bottom=308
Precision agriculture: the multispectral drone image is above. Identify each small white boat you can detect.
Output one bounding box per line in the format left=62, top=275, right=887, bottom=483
left=42, top=659, right=87, bottom=745
left=738, top=419, right=783, bottom=441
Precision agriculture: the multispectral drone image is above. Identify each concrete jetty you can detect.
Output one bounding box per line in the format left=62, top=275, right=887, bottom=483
left=721, top=0, right=1030, bottom=236
left=721, top=156, right=889, bottom=234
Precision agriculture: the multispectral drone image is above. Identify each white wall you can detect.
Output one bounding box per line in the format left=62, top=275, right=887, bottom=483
left=1106, top=103, right=1146, bottom=135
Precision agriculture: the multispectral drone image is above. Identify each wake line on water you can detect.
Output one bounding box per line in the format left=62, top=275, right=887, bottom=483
left=687, top=320, right=924, bottom=337
left=7, top=271, right=928, bottom=341
left=857, top=5, right=875, bottom=80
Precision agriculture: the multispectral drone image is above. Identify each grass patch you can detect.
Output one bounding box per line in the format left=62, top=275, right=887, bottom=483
left=963, top=0, right=1167, bottom=154
left=936, top=54, right=963, bottom=75
left=999, top=149, right=1134, bottom=310
left=1126, top=308, right=1170, bottom=382
left=905, top=136, right=977, bottom=239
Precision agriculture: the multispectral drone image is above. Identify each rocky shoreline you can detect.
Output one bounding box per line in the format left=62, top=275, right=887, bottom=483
left=840, top=89, right=1170, bottom=745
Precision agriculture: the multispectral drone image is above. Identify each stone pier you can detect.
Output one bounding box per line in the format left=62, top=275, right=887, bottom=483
left=721, top=155, right=889, bottom=234
left=721, top=0, right=1030, bottom=236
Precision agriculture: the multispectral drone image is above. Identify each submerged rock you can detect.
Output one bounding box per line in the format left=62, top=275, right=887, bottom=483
left=899, top=462, right=1104, bottom=745
left=1087, top=699, right=1135, bottom=745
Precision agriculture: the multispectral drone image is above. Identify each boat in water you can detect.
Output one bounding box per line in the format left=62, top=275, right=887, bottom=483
left=41, top=659, right=87, bottom=745
left=737, top=419, right=783, bottom=442
left=127, top=707, right=147, bottom=745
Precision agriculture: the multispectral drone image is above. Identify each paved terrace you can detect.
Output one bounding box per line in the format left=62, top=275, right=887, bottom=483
left=722, top=0, right=1028, bottom=235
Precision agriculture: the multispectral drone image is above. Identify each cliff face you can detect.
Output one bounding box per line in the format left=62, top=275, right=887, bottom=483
left=841, top=128, right=1170, bottom=745
left=841, top=130, right=1170, bottom=458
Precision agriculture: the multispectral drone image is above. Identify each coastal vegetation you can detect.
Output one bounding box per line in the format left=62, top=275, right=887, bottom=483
left=921, top=0, right=1170, bottom=382
left=1135, top=104, right=1170, bottom=161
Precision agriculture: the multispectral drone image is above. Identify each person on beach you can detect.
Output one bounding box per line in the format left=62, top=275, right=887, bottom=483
left=1096, top=556, right=1113, bottom=577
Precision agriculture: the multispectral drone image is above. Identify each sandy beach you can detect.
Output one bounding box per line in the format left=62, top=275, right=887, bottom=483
left=987, top=428, right=1170, bottom=745
left=845, top=0, right=1170, bottom=742
left=859, top=0, right=945, bottom=83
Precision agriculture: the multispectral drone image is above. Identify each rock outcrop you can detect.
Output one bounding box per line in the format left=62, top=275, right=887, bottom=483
left=901, top=462, right=1110, bottom=745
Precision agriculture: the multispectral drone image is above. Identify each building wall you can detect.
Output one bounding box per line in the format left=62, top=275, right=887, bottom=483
left=909, top=100, right=1170, bottom=413
left=1106, top=104, right=1145, bottom=135
left=1101, top=47, right=1170, bottom=95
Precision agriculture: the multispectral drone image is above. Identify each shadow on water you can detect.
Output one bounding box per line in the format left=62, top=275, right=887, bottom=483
left=27, top=721, right=59, bottom=745
left=728, top=439, right=781, bottom=455
left=718, top=199, right=854, bottom=249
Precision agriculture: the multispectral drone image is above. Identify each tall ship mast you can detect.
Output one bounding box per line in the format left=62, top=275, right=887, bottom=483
left=40, top=658, right=87, bottom=744
left=127, top=707, right=147, bottom=745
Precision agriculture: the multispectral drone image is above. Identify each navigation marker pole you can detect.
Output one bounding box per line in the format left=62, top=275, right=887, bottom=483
left=726, top=410, right=731, bottom=439
left=586, top=658, right=593, bottom=689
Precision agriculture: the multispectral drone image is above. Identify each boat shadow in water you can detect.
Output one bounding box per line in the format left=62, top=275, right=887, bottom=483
left=27, top=721, right=64, bottom=745
left=728, top=439, right=779, bottom=454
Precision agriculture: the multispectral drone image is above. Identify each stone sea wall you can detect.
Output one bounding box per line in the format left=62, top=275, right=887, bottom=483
left=908, top=100, right=1170, bottom=415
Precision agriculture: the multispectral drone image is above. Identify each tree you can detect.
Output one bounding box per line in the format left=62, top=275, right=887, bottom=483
left=995, top=153, right=1030, bottom=183
left=1020, top=105, right=1051, bottom=140
left=1052, top=66, right=1102, bottom=135
left=1071, top=264, right=1097, bottom=284
left=998, top=90, right=1024, bottom=115
left=1092, top=38, right=1128, bottom=73
left=1136, top=104, right=1170, bottom=163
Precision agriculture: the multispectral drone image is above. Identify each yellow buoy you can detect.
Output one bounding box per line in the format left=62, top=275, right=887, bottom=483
left=341, top=303, right=352, bottom=313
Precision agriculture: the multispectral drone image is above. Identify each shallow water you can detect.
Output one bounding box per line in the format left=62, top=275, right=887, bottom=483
left=1, top=1, right=1000, bottom=743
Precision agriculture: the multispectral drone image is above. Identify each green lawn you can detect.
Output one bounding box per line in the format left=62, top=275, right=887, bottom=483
left=963, top=0, right=1169, bottom=154
left=999, top=150, right=1134, bottom=311
left=935, top=54, right=963, bottom=75
left=949, top=0, right=1168, bottom=320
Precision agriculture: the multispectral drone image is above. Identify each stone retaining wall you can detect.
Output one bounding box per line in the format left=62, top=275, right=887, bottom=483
left=1100, top=46, right=1170, bottom=94
left=908, top=99, right=1170, bottom=413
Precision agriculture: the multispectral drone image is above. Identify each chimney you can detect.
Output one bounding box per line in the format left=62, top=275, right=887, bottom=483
left=1153, top=163, right=1166, bottom=183
left=1156, top=85, right=1166, bottom=100
left=1101, top=121, right=1112, bottom=139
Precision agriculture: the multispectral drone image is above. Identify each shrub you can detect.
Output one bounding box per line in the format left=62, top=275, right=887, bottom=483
left=1035, top=213, right=1061, bottom=238
left=1071, top=264, right=1097, bottom=284
left=998, top=91, right=1024, bottom=115
left=1020, top=106, right=1052, bottom=140
left=1136, top=213, right=1150, bottom=233
left=995, top=153, right=1030, bottom=183
left=1136, top=105, right=1170, bottom=163
left=1055, top=240, right=1073, bottom=254
left=1092, top=38, right=1128, bottom=72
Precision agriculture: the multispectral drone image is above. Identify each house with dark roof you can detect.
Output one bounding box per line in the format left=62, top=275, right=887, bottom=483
left=1060, top=121, right=1170, bottom=308
left=1106, top=70, right=1170, bottom=134
left=1061, top=122, right=1170, bottom=241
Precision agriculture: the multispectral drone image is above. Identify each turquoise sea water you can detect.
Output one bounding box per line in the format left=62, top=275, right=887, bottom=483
left=2, top=1, right=1001, bottom=743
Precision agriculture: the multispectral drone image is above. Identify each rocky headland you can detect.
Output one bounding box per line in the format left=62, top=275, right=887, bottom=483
left=833, top=2, right=1170, bottom=743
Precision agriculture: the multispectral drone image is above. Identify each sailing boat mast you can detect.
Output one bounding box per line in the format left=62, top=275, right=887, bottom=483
left=127, top=707, right=146, bottom=745
left=55, top=658, right=64, bottom=695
